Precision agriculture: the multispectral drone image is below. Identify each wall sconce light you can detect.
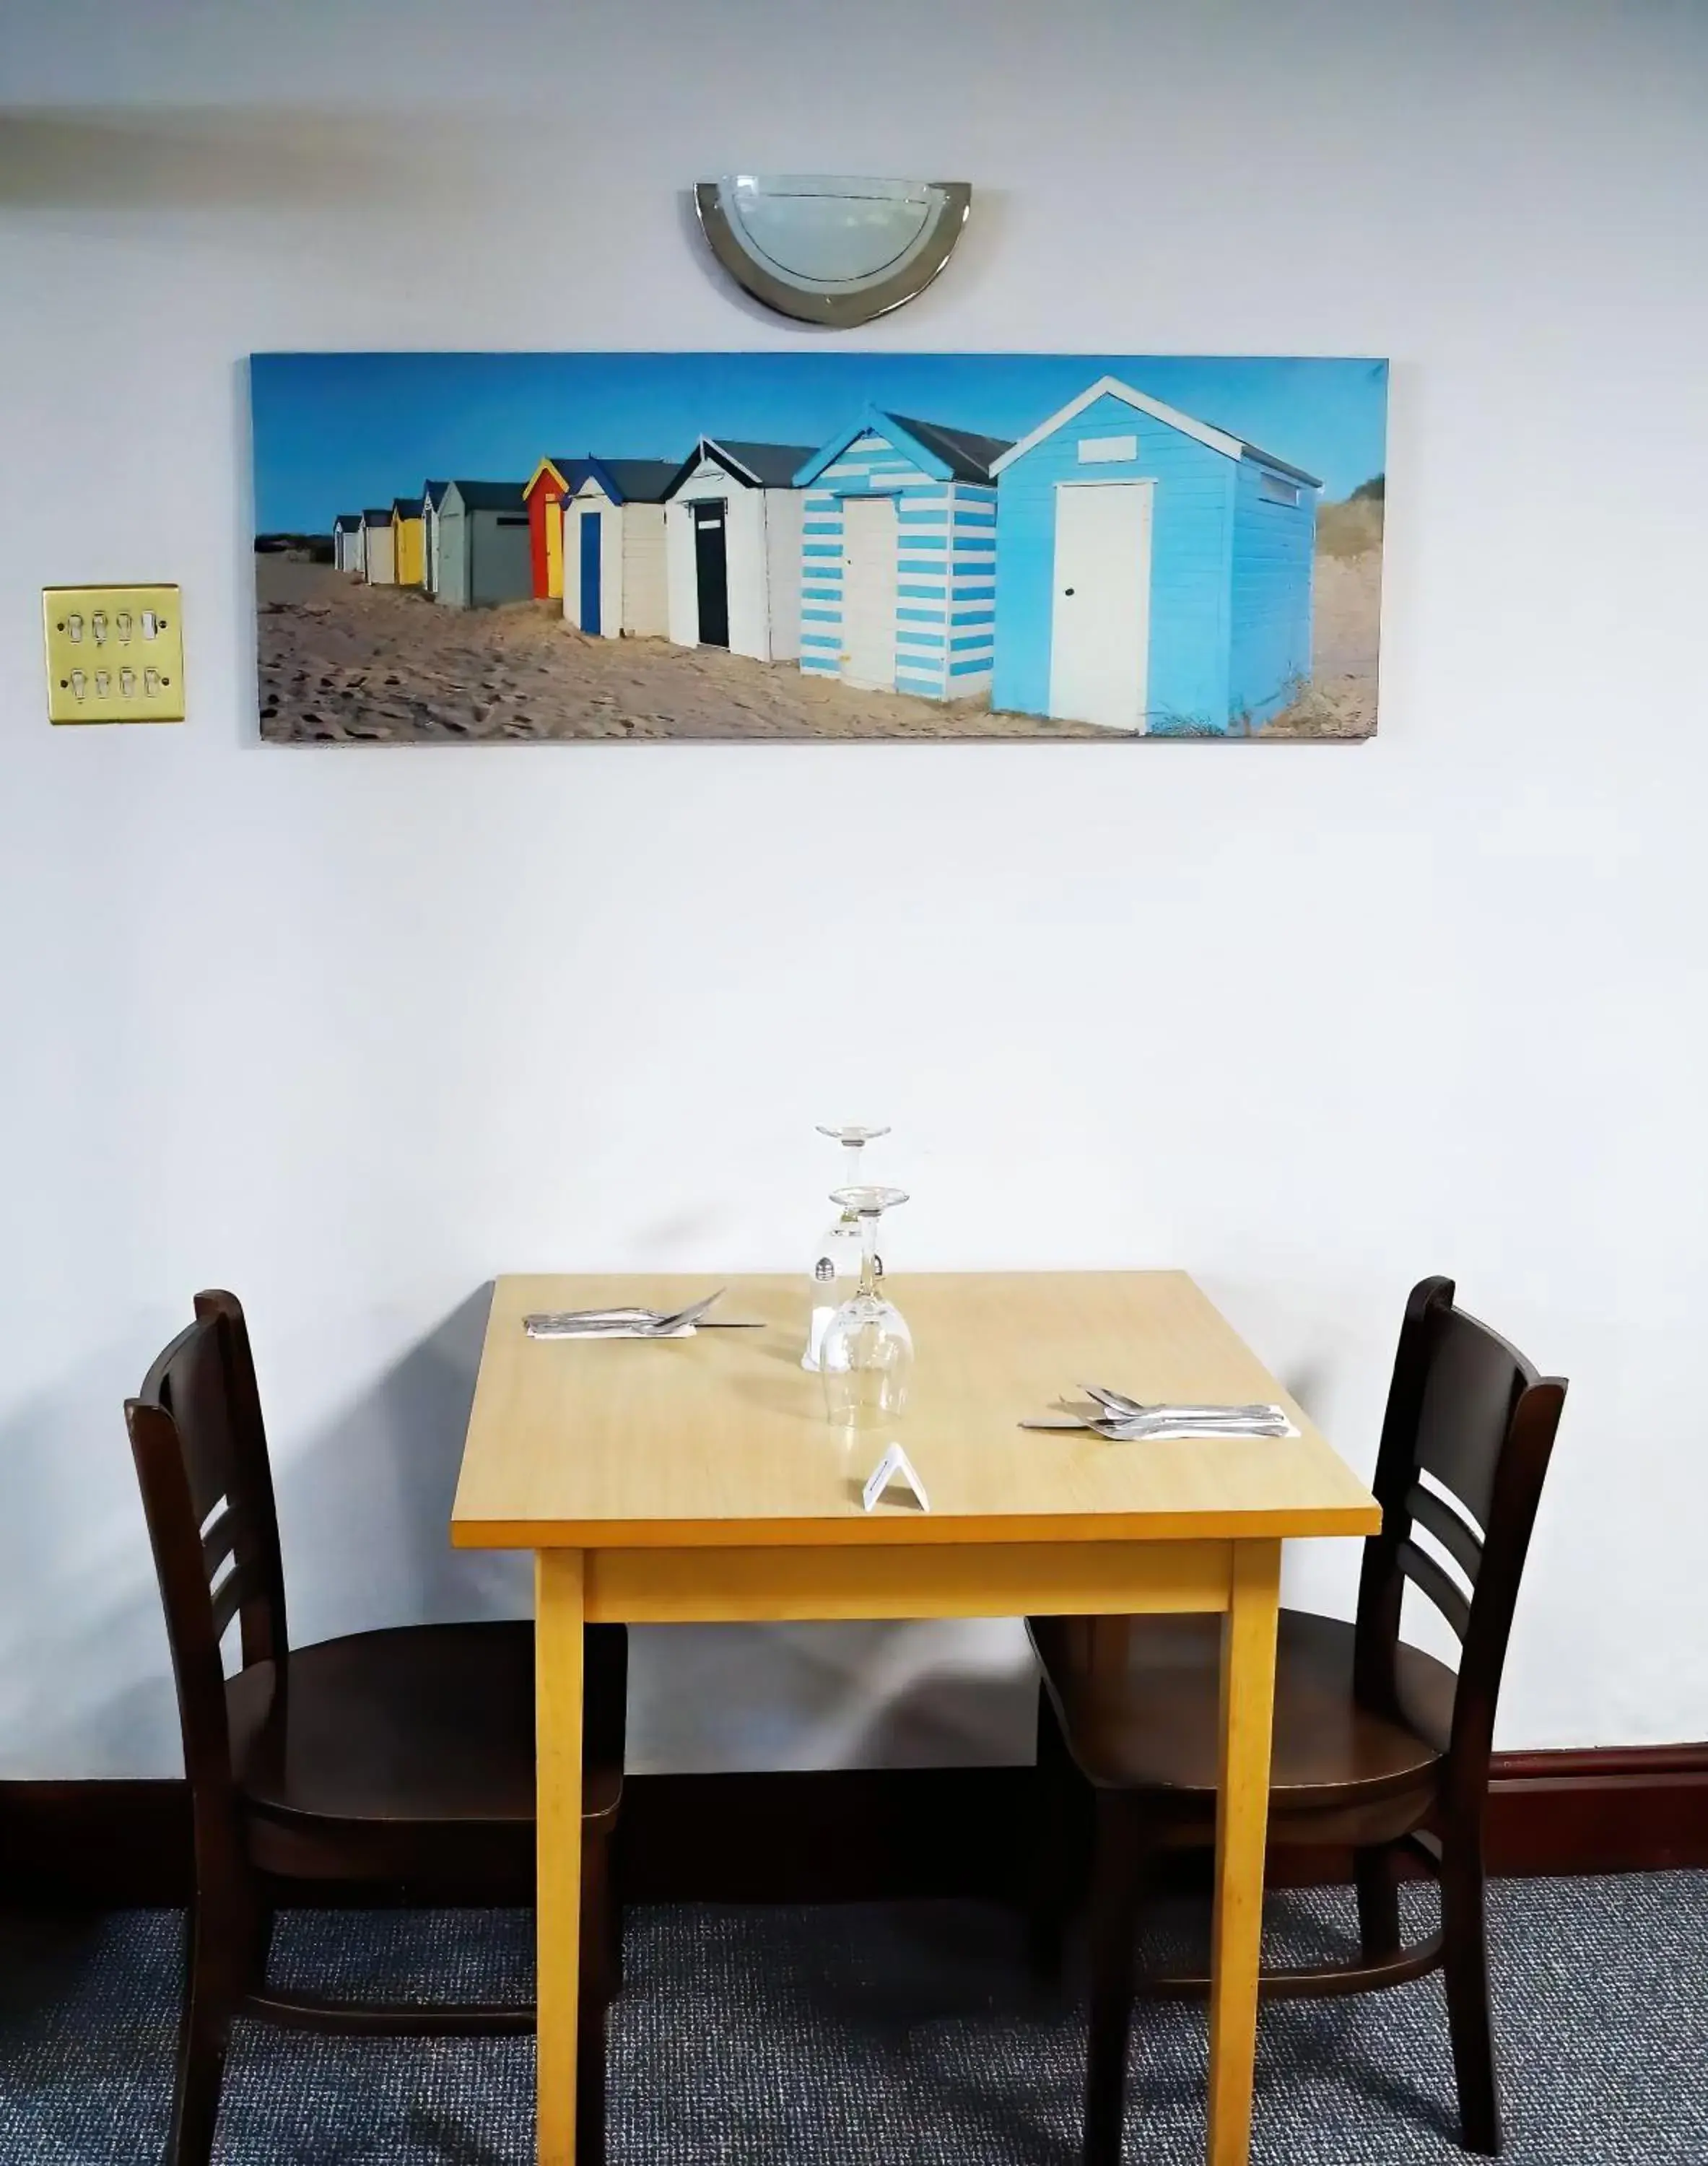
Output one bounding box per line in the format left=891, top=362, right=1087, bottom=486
left=694, top=174, right=972, bottom=328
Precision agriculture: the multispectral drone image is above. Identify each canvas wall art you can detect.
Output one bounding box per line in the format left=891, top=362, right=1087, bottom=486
left=251, top=352, right=1387, bottom=744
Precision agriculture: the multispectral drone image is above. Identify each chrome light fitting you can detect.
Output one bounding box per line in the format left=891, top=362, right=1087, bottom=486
left=694, top=174, right=972, bottom=327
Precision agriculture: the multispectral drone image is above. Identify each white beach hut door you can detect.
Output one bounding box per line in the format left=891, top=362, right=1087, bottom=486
left=840, top=494, right=898, bottom=690
left=1048, top=482, right=1152, bottom=731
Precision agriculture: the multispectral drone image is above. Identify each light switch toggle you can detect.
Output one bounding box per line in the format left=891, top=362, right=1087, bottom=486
left=43, top=585, right=183, bottom=724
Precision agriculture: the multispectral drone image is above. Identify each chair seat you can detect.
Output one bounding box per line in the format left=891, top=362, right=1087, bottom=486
left=1029, top=1609, right=1455, bottom=1838
left=227, top=1621, right=621, bottom=1876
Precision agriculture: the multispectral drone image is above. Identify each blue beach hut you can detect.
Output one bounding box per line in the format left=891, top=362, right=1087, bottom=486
left=990, top=376, right=1321, bottom=734
left=792, top=412, right=1010, bottom=701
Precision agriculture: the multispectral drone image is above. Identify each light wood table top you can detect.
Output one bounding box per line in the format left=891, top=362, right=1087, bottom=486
left=451, top=1271, right=1379, bottom=1550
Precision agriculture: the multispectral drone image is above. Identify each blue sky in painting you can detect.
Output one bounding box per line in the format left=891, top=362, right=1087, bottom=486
left=250, top=351, right=1387, bottom=533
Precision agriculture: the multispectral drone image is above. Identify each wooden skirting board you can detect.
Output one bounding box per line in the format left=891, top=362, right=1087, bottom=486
left=1, top=1747, right=1704, bottom=1910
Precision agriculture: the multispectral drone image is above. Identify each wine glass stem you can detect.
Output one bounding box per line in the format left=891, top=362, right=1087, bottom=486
left=857, top=1213, right=879, bottom=1300
left=842, top=1138, right=863, bottom=1188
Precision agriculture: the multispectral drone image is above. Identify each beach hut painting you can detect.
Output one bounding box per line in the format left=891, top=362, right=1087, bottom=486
left=663, top=439, right=814, bottom=662
left=361, top=508, right=396, bottom=586
left=391, top=497, right=427, bottom=590
left=991, top=377, right=1321, bottom=733
left=562, top=461, right=679, bottom=640
left=794, top=411, right=1007, bottom=700
left=434, top=481, right=532, bottom=609
left=523, top=456, right=592, bottom=601
left=251, top=351, right=1386, bottom=743
left=421, top=479, right=450, bottom=599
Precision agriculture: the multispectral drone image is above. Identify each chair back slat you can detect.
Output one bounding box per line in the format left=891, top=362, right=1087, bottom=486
left=154, top=1318, right=240, bottom=1527
left=1412, top=1310, right=1524, bottom=1529
left=200, top=1502, right=247, bottom=1581
left=126, top=1292, right=288, bottom=1817
left=1403, top=1478, right=1484, bottom=1586
left=1354, top=1276, right=1566, bottom=1791
left=1396, top=1536, right=1470, bottom=1641
left=208, top=1560, right=248, bottom=1643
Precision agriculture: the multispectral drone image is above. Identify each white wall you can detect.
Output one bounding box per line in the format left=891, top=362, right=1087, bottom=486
left=3, top=0, right=1707, bottom=1779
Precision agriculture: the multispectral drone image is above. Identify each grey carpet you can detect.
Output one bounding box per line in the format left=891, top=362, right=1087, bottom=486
left=2, top=1876, right=1704, bottom=2162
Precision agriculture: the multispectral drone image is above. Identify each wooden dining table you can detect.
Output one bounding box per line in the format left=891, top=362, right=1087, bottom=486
left=450, top=1269, right=1380, bottom=2165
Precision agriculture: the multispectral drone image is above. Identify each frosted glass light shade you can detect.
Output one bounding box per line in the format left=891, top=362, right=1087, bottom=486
left=694, top=174, right=972, bottom=327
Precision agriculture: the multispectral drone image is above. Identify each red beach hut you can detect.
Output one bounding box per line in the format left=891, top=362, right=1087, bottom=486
left=523, top=456, right=591, bottom=599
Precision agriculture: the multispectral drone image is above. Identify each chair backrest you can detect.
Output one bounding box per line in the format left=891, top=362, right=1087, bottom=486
left=126, top=1292, right=287, bottom=1820
left=1354, top=1276, right=1567, bottom=1806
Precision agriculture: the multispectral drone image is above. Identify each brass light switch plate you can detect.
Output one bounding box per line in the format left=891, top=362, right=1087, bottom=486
left=43, top=585, right=185, bottom=723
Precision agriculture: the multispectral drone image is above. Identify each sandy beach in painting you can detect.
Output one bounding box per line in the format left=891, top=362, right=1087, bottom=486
left=1263, top=551, right=1382, bottom=741
left=256, top=551, right=1380, bottom=745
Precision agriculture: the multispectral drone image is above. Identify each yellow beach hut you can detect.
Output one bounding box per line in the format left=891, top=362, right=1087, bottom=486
left=391, top=496, right=427, bottom=589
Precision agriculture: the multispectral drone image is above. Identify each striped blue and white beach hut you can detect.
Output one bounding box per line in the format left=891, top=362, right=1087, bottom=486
left=791, top=412, right=1010, bottom=702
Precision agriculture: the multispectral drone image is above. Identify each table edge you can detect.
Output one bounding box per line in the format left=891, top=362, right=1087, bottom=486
left=450, top=1503, right=1383, bottom=1549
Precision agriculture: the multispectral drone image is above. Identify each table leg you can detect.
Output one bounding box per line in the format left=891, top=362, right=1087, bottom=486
left=536, top=1549, right=585, bottom=2165
left=1206, top=1539, right=1281, bottom=2166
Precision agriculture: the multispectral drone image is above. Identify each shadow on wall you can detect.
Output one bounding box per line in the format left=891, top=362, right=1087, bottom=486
left=1, top=1290, right=532, bottom=1776
left=0, top=1375, right=181, bottom=1776
left=0, top=108, right=464, bottom=209
left=852, top=1653, right=1040, bottom=1769
left=624, top=1618, right=1039, bottom=1775
left=273, top=1282, right=530, bottom=1642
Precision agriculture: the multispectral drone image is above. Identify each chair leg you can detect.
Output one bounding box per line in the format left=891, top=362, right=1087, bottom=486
left=602, top=1838, right=624, bottom=2001
left=1083, top=1790, right=1146, bottom=2166
left=584, top=1621, right=628, bottom=2000
left=250, top=1900, right=276, bottom=1993
left=1354, top=1843, right=1401, bottom=1964
left=583, top=1821, right=618, bottom=2006
left=165, top=1898, right=242, bottom=2166
left=1440, top=1837, right=1501, bottom=2155
left=575, top=1983, right=609, bottom=2166
left=1027, top=1681, right=1074, bottom=1986
left=577, top=1822, right=615, bottom=2162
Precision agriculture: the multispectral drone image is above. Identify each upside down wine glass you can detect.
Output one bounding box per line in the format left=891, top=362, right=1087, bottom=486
left=802, top=1125, right=890, bottom=1371
left=819, top=1186, right=912, bottom=1426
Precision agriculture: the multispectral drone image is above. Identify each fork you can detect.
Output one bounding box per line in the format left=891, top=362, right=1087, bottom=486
left=526, top=1289, right=728, bottom=1337
left=1082, top=1382, right=1141, bottom=1414
left=1084, top=1384, right=1282, bottom=1424
left=1020, top=1392, right=1292, bottom=1435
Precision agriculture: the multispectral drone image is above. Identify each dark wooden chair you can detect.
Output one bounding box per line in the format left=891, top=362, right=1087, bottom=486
left=125, top=1289, right=627, bottom=2166
left=1028, top=1275, right=1566, bottom=2162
